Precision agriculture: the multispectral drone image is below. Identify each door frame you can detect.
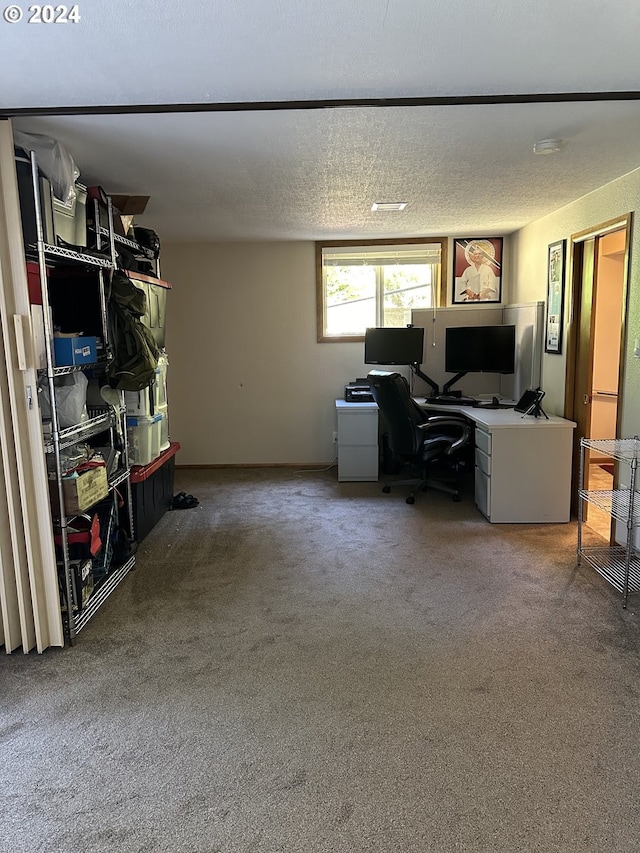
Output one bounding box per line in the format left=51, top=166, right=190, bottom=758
left=563, top=214, right=633, bottom=512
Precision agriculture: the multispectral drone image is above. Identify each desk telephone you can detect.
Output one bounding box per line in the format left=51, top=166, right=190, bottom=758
left=514, top=388, right=547, bottom=418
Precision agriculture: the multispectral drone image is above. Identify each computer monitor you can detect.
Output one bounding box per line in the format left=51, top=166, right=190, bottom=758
left=364, top=326, right=425, bottom=365
left=443, top=324, right=515, bottom=395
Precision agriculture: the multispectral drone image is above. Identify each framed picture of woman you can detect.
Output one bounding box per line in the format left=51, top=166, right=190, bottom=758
left=545, top=239, right=566, bottom=354
left=452, top=238, right=503, bottom=304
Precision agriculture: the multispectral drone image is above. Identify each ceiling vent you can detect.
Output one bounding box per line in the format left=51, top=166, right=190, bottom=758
left=371, top=202, right=407, bottom=212
left=533, top=139, right=563, bottom=155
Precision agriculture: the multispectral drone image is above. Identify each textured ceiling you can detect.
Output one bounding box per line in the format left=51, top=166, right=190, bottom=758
left=3, top=0, right=640, bottom=241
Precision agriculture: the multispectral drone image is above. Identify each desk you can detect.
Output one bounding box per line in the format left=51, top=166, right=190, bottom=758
left=418, top=401, right=576, bottom=522
left=336, top=398, right=576, bottom=522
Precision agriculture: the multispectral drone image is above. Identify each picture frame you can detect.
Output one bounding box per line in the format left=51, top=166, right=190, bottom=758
left=545, top=239, right=566, bottom=354
left=452, top=237, right=503, bottom=304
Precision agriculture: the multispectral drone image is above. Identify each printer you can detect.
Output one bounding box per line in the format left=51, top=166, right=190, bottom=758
left=344, top=378, right=375, bottom=403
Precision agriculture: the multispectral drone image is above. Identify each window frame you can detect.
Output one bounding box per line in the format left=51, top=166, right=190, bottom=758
left=316, top=237, right=448, bottom=343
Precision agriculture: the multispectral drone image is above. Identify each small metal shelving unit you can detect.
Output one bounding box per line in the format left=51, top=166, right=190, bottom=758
left=25, top=149, right=151, bottom=643
left=577, top=437, right=640, bottom=607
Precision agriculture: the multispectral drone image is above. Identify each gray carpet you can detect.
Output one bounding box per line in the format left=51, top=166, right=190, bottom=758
left=1, top=467, right=639, bottom=853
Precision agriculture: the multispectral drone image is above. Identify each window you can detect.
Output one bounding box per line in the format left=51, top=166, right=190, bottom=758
left=316, top=238, right=446, bottom=342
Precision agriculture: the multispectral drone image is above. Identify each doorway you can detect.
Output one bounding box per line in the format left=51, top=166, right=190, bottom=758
left=565, top=217, right=631, bottom=539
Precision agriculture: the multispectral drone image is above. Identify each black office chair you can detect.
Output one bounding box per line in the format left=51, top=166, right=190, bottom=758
left=367, top=370, right=472, bottom=504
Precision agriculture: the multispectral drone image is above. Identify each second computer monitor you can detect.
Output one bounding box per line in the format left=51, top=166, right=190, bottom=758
left=445, top=324, right=516, bottom=375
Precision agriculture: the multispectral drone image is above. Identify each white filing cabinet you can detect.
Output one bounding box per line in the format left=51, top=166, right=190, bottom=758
left=335, top=400, right=379, bottom=482
left=472, top=416, right=575, bottom=522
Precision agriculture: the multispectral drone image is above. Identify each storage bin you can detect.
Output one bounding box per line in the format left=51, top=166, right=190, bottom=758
left=124, top=386, right=154, bottom=418
left=129, top=274, right=170, bottom=348
left=130, top=442, right=180, bottom=542
left=126, top=413, right=162, bottom=466
left=53, top=335, right=97, bottom=366
left=157, top=402, right=169, bottom=451
left=15, top=151, right=55, bottom=248
left=52, top=183, right=88, bottom=247
left=154, top=353, right=168, bottom=408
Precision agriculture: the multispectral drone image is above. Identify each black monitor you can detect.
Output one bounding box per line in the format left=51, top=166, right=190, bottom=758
left=443, top=324, right=515, bottom=395
left=364, top=326, right=425, bottom=366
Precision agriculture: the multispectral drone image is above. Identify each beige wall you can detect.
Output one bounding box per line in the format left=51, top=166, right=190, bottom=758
left=508, top=168, right=640, bottom=436
left=161, top=242, right=372, bottom=465
left=162, top=171, right=640, bottom=464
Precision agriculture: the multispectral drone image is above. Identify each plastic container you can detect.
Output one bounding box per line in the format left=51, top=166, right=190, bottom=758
left=154, top=353, right=168, bottom=408
left=52, top=183, right=87, bottom=247
left=124, top=387, right=154, bottom=417
left=157, top=402, right=170, bottom=452
left=126, top=413, right=162, bottom=466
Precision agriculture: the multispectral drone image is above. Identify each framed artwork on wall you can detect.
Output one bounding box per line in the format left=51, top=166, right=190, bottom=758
left=545, top=239, right=566, bottom=354
left=452, top=238, right=503, bottom=304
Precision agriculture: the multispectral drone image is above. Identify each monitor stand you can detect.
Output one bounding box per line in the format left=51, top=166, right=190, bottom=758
left=427, top=372, right=477, bottom=405
left=442, top=372, right=467, bottom=396
left=410, top=363, right=439, bottom=397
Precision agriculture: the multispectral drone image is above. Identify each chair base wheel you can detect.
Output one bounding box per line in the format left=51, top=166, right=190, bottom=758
left=452, top=493, right=461, bottom=502
left=382, top=485, right=391, bottom=494
left=406, top=495, right=415, bottom=505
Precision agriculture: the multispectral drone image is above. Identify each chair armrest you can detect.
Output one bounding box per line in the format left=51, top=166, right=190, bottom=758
left=417, top=419, right=471, bottom=455
left=422, top=414, right=469, bottom=425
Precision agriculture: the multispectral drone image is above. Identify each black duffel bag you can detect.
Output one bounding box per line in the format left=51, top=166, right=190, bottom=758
left=133, top=226, right=161, bottom=259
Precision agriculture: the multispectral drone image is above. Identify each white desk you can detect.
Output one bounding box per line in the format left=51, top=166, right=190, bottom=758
left=336, top=397, right=576, bottom=522
left=418, top=400, right=577, bottom=523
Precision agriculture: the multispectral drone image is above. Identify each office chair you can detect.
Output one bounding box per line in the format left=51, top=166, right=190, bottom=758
left=367, top=370, right=472, bottom=504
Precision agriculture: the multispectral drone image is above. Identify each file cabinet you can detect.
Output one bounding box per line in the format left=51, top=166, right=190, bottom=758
left=472, top=418, right=575, bottom=522
left=335, top=400, right=379, bottom=482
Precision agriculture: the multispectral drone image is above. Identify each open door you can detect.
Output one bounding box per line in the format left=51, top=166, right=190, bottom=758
left=565, top=217, right=631, bottom=537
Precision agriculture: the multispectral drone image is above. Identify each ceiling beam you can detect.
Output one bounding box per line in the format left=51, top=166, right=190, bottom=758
left=2, top=91, right=640, bottom=119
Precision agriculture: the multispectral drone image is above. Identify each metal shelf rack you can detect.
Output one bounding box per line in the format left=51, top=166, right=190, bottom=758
left=26, top=149, right=137, bottom=643
left=577, top=437, right=640, bottom=607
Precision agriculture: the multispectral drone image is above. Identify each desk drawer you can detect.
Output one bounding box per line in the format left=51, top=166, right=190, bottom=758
left=475, top=446, right=491, bottom=476
left=475, top=468, right=491, bottom=519
left=475, top=427, right=491, bottom=456
left=338, top=446, right=379, bottom=482
left=337, top=411, right=378, bottom=445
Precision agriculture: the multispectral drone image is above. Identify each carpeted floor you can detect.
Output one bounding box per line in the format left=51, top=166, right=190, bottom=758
left=1, top=467, right=639, bottom=853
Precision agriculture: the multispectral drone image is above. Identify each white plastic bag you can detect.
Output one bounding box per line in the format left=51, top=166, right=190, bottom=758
left=38, top=372, right=88, bottom=429
left=13, top=130, right=80, bottom=204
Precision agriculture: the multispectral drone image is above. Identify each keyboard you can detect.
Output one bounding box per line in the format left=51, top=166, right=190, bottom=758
left=428, top=396, right=477, bottom=406
left=475, top=400, right=516, bottom=410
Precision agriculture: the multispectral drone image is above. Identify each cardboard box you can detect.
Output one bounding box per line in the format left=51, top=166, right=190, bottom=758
left=110, top=195, right=150, bottom=215
left=58, top=559, right=94, bottom=613
left=53, top=335, right=97, bottom=366
left=49, top=465, right=109, bottom=515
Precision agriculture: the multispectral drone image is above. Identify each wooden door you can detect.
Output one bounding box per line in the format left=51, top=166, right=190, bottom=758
left=566, top=219, right=630, bottom=526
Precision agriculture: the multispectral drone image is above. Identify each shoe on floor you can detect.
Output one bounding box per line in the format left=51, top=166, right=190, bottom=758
left=171, top=492, right=199, bottom=509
